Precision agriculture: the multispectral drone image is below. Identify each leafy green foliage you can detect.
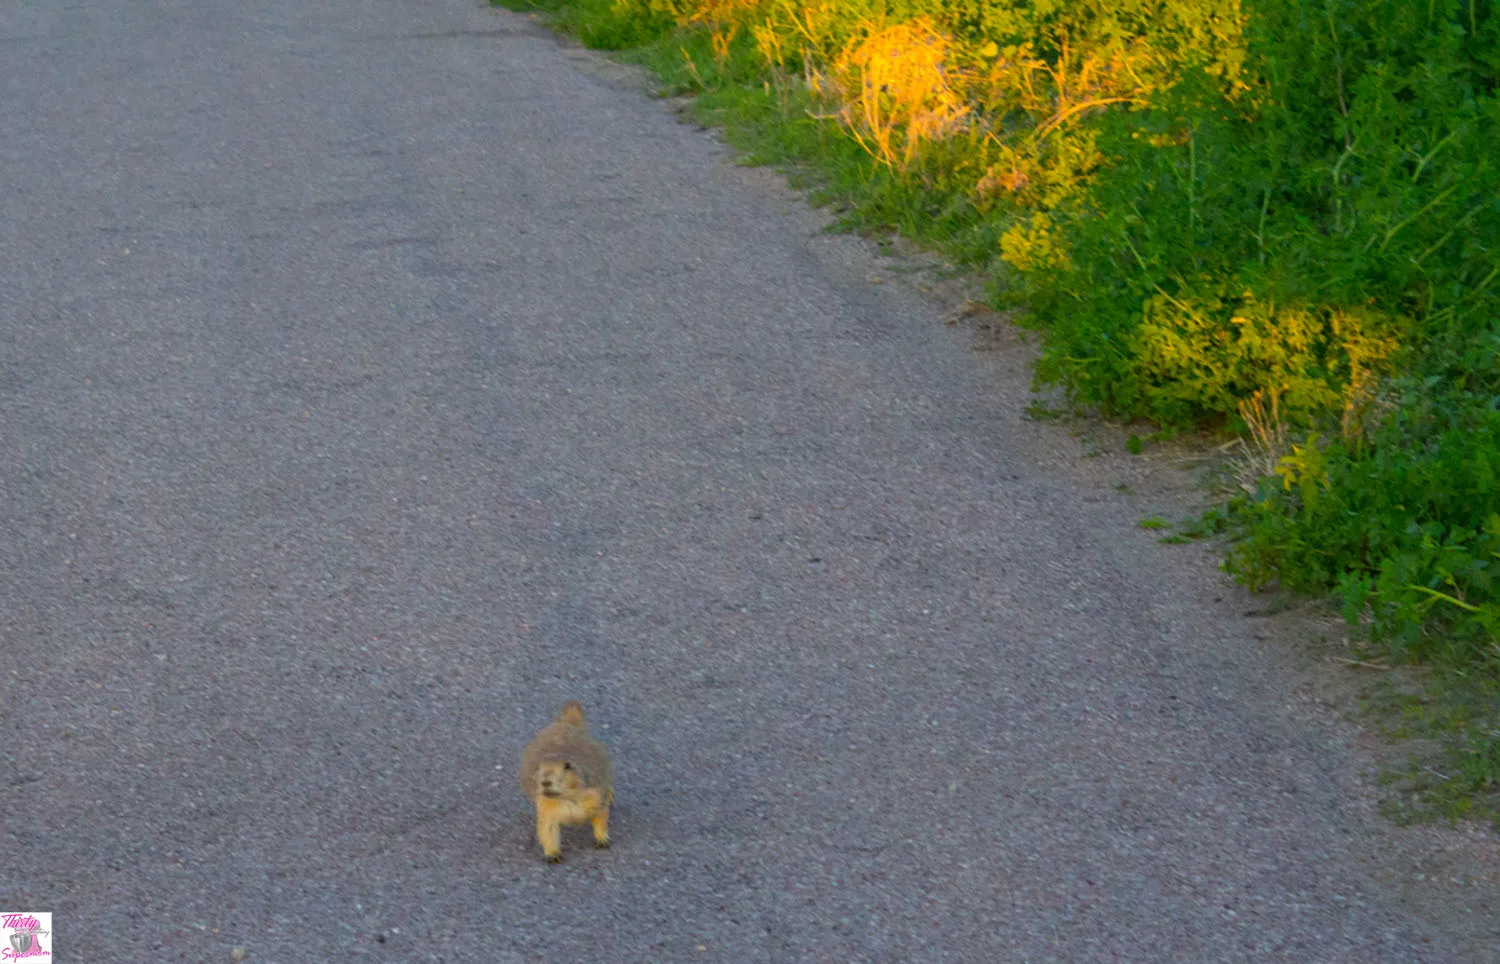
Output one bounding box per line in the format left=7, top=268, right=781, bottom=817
left=1227, top=379, right=1500, bottom=661
left=1022, top=0, right=1499, bottom=427
left=1014, top=0, right=1500, bottom=665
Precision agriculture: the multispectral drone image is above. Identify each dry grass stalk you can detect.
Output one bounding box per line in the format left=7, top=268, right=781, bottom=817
left=1234, top=385, right=1289, bottom=493
left=679, top=0, right=762, bottom=28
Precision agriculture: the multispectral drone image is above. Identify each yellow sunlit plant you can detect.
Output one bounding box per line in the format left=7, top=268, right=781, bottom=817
left=1133, top=290, right=1402, bottom=425
left=809, top=19, right=971, bottom=173
left=976, top=38, right=1160, bottom=210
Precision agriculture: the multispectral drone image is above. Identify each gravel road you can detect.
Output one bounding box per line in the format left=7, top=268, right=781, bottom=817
left=2, top=1, right=1495, bottom=960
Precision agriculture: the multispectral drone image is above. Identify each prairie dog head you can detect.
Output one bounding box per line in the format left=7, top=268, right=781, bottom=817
left=534, top=756, right=588, bottom=799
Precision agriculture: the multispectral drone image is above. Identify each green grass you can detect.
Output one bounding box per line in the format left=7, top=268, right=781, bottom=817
left=1368, top=666, right=1500, bottom=827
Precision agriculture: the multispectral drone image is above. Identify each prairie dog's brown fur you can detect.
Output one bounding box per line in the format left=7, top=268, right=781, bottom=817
left=519, top=701, right=614, bottom=862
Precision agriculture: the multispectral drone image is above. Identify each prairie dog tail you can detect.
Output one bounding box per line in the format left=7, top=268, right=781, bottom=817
left=558, top=700, right=587, bottom=726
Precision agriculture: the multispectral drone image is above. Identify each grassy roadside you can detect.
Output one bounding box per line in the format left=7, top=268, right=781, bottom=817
left=495, top=0, right=1500, bottom=826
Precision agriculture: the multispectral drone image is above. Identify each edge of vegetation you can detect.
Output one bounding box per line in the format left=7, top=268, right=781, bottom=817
left=495, top=0, right=1500, bottom=825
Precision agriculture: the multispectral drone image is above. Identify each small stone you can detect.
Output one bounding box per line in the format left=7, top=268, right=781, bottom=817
left=230, top=948, right=247, bottom=962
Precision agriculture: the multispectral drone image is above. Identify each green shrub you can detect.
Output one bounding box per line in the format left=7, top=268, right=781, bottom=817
left=1227, top=378, right=1500, bottom=660
left=1006, top=0, right=1500, bottom=660
left=1020, top=0, right=1499, bottom=427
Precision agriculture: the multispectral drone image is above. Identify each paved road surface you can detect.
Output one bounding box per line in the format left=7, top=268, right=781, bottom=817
left=1, top=1, right=1487, bottom=960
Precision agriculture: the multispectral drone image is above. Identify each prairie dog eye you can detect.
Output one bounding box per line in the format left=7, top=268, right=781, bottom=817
left=562, top=761, right=573, bottom=771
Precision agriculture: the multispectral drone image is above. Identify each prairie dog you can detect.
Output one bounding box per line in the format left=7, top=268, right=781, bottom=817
left=519, top=700, right=614, bottom=862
